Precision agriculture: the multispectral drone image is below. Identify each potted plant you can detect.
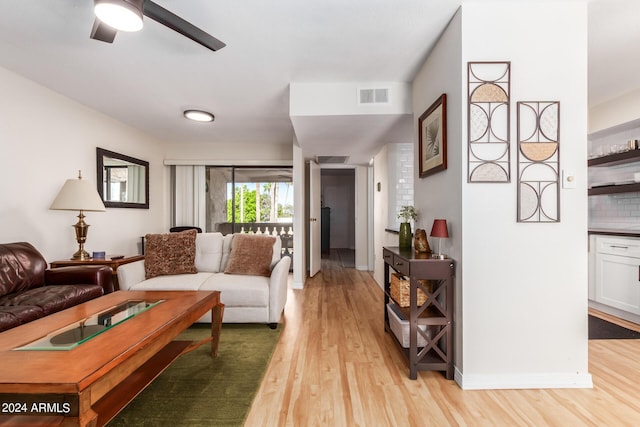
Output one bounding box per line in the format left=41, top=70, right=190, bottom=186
left=397, top=205, right=418, bottom=249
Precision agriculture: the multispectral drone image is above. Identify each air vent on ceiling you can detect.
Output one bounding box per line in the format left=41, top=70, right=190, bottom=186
left=358, top=87, right=389, bottom=105
left=316, top=156, right=349, bottom=164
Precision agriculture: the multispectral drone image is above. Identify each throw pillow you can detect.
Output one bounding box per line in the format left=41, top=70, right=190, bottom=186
left=224, top=234, right=276, bottom=277
left=144, top=229, right=198, bottom=279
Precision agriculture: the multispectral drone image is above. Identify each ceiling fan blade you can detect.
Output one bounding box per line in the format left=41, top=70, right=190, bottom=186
left=143, top=1, right=226, bottom=52
left=90, top=19, right=117, bottom=43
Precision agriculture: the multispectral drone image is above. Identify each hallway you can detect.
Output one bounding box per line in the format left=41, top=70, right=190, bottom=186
left=329, top=248, right=355, bottom=269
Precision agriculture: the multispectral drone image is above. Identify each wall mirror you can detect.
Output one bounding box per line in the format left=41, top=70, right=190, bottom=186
left=96, top=147, right=149, bottom=209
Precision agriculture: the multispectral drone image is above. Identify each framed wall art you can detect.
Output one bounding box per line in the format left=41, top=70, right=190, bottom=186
left=467, top=61, right=511, bottom=183
left=517, top=101, right=560, bottom=222
left=418, top=93, right=447, bottom=178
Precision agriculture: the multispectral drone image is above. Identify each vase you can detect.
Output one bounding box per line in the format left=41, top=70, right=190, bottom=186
left=399, top=222, right=412, bottom=249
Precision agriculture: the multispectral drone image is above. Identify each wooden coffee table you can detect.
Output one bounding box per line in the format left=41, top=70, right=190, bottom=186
left=0, top=290, right=223, bottom=426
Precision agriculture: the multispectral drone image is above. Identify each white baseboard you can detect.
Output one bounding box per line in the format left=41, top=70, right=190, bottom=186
left=292, top=281, right=304, bottom=290
left=589, top=300, right=640, bottom=324
left=356, top=265, right=369, bottom=271
left=455, top=367, right=593, bottom=390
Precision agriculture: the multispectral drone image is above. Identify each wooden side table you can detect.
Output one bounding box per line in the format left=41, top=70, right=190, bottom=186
left=50, top=255, right=144, bottom=291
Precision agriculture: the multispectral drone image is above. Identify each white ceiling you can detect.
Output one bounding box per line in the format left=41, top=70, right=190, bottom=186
left=588, top=0, right=640, bottom=106
left=0, top=0, right=637, bottom=165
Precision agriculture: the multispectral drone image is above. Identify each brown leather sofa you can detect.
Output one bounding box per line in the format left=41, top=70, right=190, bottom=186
left=0, top=242, right=113, bottom=332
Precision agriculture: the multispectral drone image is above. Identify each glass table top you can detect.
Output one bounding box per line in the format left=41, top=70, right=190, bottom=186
left=15, top=299, right=163, bottom=351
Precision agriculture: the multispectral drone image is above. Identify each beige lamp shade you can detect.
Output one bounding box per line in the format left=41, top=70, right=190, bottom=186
left=50, top=172, right=105, bottom=260
left=50, top=176, right=106, bottom=212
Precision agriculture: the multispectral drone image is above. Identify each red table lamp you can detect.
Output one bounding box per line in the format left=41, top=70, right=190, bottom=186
left=430, top=219, right=449, bottom=259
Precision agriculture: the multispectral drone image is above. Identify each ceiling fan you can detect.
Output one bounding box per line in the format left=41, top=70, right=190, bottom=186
left=90, top=0, right=225, bottom=52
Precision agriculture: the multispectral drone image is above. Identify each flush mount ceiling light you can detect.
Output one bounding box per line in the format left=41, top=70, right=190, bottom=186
left=183, top=110, right=215, bottom=123
left=94, top=0, right=144, bottom=32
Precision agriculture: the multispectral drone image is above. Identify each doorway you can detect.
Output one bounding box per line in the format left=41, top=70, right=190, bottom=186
left=321, top=168, right=356, bottom=268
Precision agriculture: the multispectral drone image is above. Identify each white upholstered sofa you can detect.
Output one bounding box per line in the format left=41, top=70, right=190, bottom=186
left=117, top=232, right=290, bottom=328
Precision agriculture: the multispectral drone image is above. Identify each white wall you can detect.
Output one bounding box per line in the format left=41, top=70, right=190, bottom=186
left=373, top=145, right=407, bottom=286
left=589, top=88, right=640, bottom=134
left=290, top=82, right=412, bottom=116
left=457, top=2, right=589, bottom=388
left=354, top=166, right=369, bottom=270
left=292, top=142, right=306, bottom=289
left=0, top=66, right=167, bottom=262
left=164, top=141, right=293, bottom=164
left=412, top=6, right=465, bottom=371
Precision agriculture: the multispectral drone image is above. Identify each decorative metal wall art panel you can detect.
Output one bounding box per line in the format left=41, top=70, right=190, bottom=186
left=517, top=101, right=560, bottom=223
left=467, top=62, right=511, bottom=182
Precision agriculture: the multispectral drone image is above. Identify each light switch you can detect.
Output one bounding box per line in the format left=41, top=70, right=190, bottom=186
left=562, top=169, right=576, bottom=189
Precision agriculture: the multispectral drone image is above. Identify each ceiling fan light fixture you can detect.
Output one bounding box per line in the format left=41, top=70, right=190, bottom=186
left=184, top=110, right=215, bottom=123
left=94, top=0, right=144, bottom=32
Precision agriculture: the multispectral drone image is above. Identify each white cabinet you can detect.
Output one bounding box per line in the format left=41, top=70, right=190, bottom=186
left=588, top=235, right=596, bottom=300
left=594, top=236, right=640, bottom=315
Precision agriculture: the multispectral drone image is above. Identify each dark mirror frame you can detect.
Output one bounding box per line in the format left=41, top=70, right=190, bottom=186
left=96, top=147, right=149, bottom=209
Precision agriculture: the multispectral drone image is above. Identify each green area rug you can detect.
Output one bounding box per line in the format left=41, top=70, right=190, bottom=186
left=108, top=323, right=282, bottom=427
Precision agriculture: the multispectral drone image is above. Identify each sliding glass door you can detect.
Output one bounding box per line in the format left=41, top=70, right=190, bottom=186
left=206, top=166, right=294, bottom=258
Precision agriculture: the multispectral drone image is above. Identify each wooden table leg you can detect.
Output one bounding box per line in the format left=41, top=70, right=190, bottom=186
left=210, top=303, right=224, bottom=357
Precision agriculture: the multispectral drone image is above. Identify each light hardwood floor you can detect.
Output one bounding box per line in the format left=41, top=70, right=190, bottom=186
left=245, top=251, right=640, bottom=426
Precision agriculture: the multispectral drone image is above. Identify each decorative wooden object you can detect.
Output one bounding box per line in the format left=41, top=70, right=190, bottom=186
left=467, top=61, right=511, bottom=182
left=413, top=228, right=431, bottom=253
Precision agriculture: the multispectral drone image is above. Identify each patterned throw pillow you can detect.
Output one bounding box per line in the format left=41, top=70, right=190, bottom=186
left=144, top=229, right=198, bottom=279
left=224, top=234, right=275, bottom=277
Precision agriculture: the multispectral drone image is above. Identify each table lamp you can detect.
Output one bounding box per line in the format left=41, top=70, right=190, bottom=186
left=50, top=171, right=106, bottom=260
left=430, top=219, right=449, bottom=259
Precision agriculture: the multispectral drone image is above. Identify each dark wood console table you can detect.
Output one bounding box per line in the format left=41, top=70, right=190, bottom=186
left=383, top=247, right=455, bottom=380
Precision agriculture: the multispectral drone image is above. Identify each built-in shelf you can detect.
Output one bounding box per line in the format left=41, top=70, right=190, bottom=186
left=588, top=150, right=640, bottom=196
left=589, top=182, right=640, bottom=196
left=588, top=149, right=640, bottom=167
left=589, top=229, right=640, bottom=238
